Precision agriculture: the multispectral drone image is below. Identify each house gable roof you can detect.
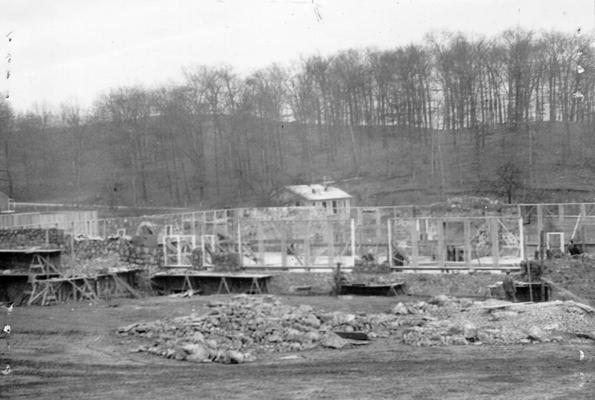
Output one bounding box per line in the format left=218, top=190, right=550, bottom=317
left=284, top=184, right=352, bottom=201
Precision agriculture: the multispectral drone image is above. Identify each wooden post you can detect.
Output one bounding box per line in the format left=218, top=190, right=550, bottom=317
left=527, top=255, right=533, bottom=302
left=410, top=218, right=419, bottom=267
left=70, top=222, right=75, bottom=267
left=580, top=203, right=587, bottom=252
left=237, top=220, right=243, bottom=269
left=387, top=218, right=393, bottom=268
left=192, top=212, right=196, bottom=237
left=536, top=205, right=543, bottom=251
left=375, top=209, right=381, bottom=243
left=328, top=221, right=335, bottom=270
left=437, top=219, right=445, bottom=269
left=350, top=218, right=356, bottom=268
left=305, top=221, right=311, bottom=268
left=464, top=220, right=471, bottom=269
left=518, top=217, right=525, bottom=260
left=281, top=222, right=287, bottom=269
left=257, top=220, right=264, bottom=266
left=490, top=218, right=499, bottom=267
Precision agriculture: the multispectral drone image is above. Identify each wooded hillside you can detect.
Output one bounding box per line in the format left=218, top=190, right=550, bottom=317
left=1, top=28, right=594, bottom=208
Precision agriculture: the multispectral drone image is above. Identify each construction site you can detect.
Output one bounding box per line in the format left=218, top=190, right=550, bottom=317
left=0, top=197, right=593, bottom=399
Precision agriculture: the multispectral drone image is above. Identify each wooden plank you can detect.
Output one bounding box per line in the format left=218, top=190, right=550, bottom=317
left=304, top=221, right=311, bottom=267
left=491, top=219, right=500, bottom=267
left=281, top=222, right=287, bottom=268
left=437, top=219, right=445, bottom=268
left=111, top=274, right=142, bottom=298
left=464, top=220, right=471, bottom=268
left=536, top=205, right=543, bottom=249
left=328, top=221, right=335, bottom=269
left=410, top=219, right=419, bottom=267
left=217, top=277, right=231, bottom=294
left=387, top=218, right=393, bottom=268
left=257, top=220, right=264, bottom=264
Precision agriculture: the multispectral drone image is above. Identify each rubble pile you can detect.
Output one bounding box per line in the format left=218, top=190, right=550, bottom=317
left=118, top=295, right=595, bottom=364
left=543, top=259, right=595, bottom=304
left=118, top=295, right=404, bottom=363
left=395, top=295, right=595, bottom=346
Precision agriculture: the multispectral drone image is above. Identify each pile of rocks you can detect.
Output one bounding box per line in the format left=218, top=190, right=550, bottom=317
left=394, top=295, right=595, bottom=346
left=118, top=295, right=404, bottom=363
left=118, top=295, right=595, bottom=364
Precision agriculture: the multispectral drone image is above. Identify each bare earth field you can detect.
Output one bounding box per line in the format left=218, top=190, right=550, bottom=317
left=1, top=295, right=594, bottom=400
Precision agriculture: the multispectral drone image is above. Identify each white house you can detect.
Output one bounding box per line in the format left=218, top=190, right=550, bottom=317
left=274, top=183, right=352, bottom=215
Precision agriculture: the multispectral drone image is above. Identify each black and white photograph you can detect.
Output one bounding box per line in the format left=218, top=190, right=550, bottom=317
left=0, top=0, right=594, bottom=398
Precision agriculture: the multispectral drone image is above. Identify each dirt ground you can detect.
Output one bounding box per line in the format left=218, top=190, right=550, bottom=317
left=1, top=294, right=594, bottom=400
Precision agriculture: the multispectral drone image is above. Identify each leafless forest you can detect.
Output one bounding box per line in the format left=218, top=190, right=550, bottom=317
left=1, top=28, right=594, bottom=208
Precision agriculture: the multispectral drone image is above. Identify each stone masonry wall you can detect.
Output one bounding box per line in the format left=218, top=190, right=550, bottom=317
left=0, top=228, right=64, bottom=249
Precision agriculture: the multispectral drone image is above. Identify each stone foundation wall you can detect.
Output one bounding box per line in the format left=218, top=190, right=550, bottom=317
left=63, top=237, right=121, bottom=259
left=0, top=228, right=64, bottom=249
left=119, top=240, right=163, bottom=268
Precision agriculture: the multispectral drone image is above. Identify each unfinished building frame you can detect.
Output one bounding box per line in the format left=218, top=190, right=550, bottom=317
left=388, top=216, right=524, bottom=269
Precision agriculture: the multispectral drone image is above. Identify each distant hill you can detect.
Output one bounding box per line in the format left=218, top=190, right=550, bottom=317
left=5, top=119, right=595, bottom=209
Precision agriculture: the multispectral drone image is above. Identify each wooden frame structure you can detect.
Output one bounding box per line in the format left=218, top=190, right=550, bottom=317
left=150, top=271, right=272, bottom=295
left=162, top=235, right=196, bottom=267
left=24, top=250, right=100, bottom=306
left=238, top=218, right=356, bottom=270
left=8, top=202, right=595, bottom=275
left=388, top=216, right=524, bottom=270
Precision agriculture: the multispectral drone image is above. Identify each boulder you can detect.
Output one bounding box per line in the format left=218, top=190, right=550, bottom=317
left=320, top=332, right=348, bottom=349
left=227, top=350, right=245, bottom=364
left=183, top=343, right=211, bottom=363
left=526, top=326, right=547, bottom=342
left=392, top=302, right=409, bottom=315
left=463, top=321, right=478, bottom=340
left=429, top=295, right=451, bottom=306
left=302, top=313, right=321, bottom=328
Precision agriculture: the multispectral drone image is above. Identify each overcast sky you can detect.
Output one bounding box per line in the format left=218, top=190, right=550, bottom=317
left=1, top=0, right=594, bottom=112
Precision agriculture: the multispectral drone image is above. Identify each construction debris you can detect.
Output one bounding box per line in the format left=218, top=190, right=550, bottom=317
left=118, top=295, right=595, bottom=364
left=118, top=295, right=404, bottom=363
left=399, top=297, right=595, bottom=346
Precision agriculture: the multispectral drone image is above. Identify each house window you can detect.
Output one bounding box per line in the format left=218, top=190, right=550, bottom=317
left=322, top=201, right=327, bottom=209
left=332, top=200, right=338, bottom=214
